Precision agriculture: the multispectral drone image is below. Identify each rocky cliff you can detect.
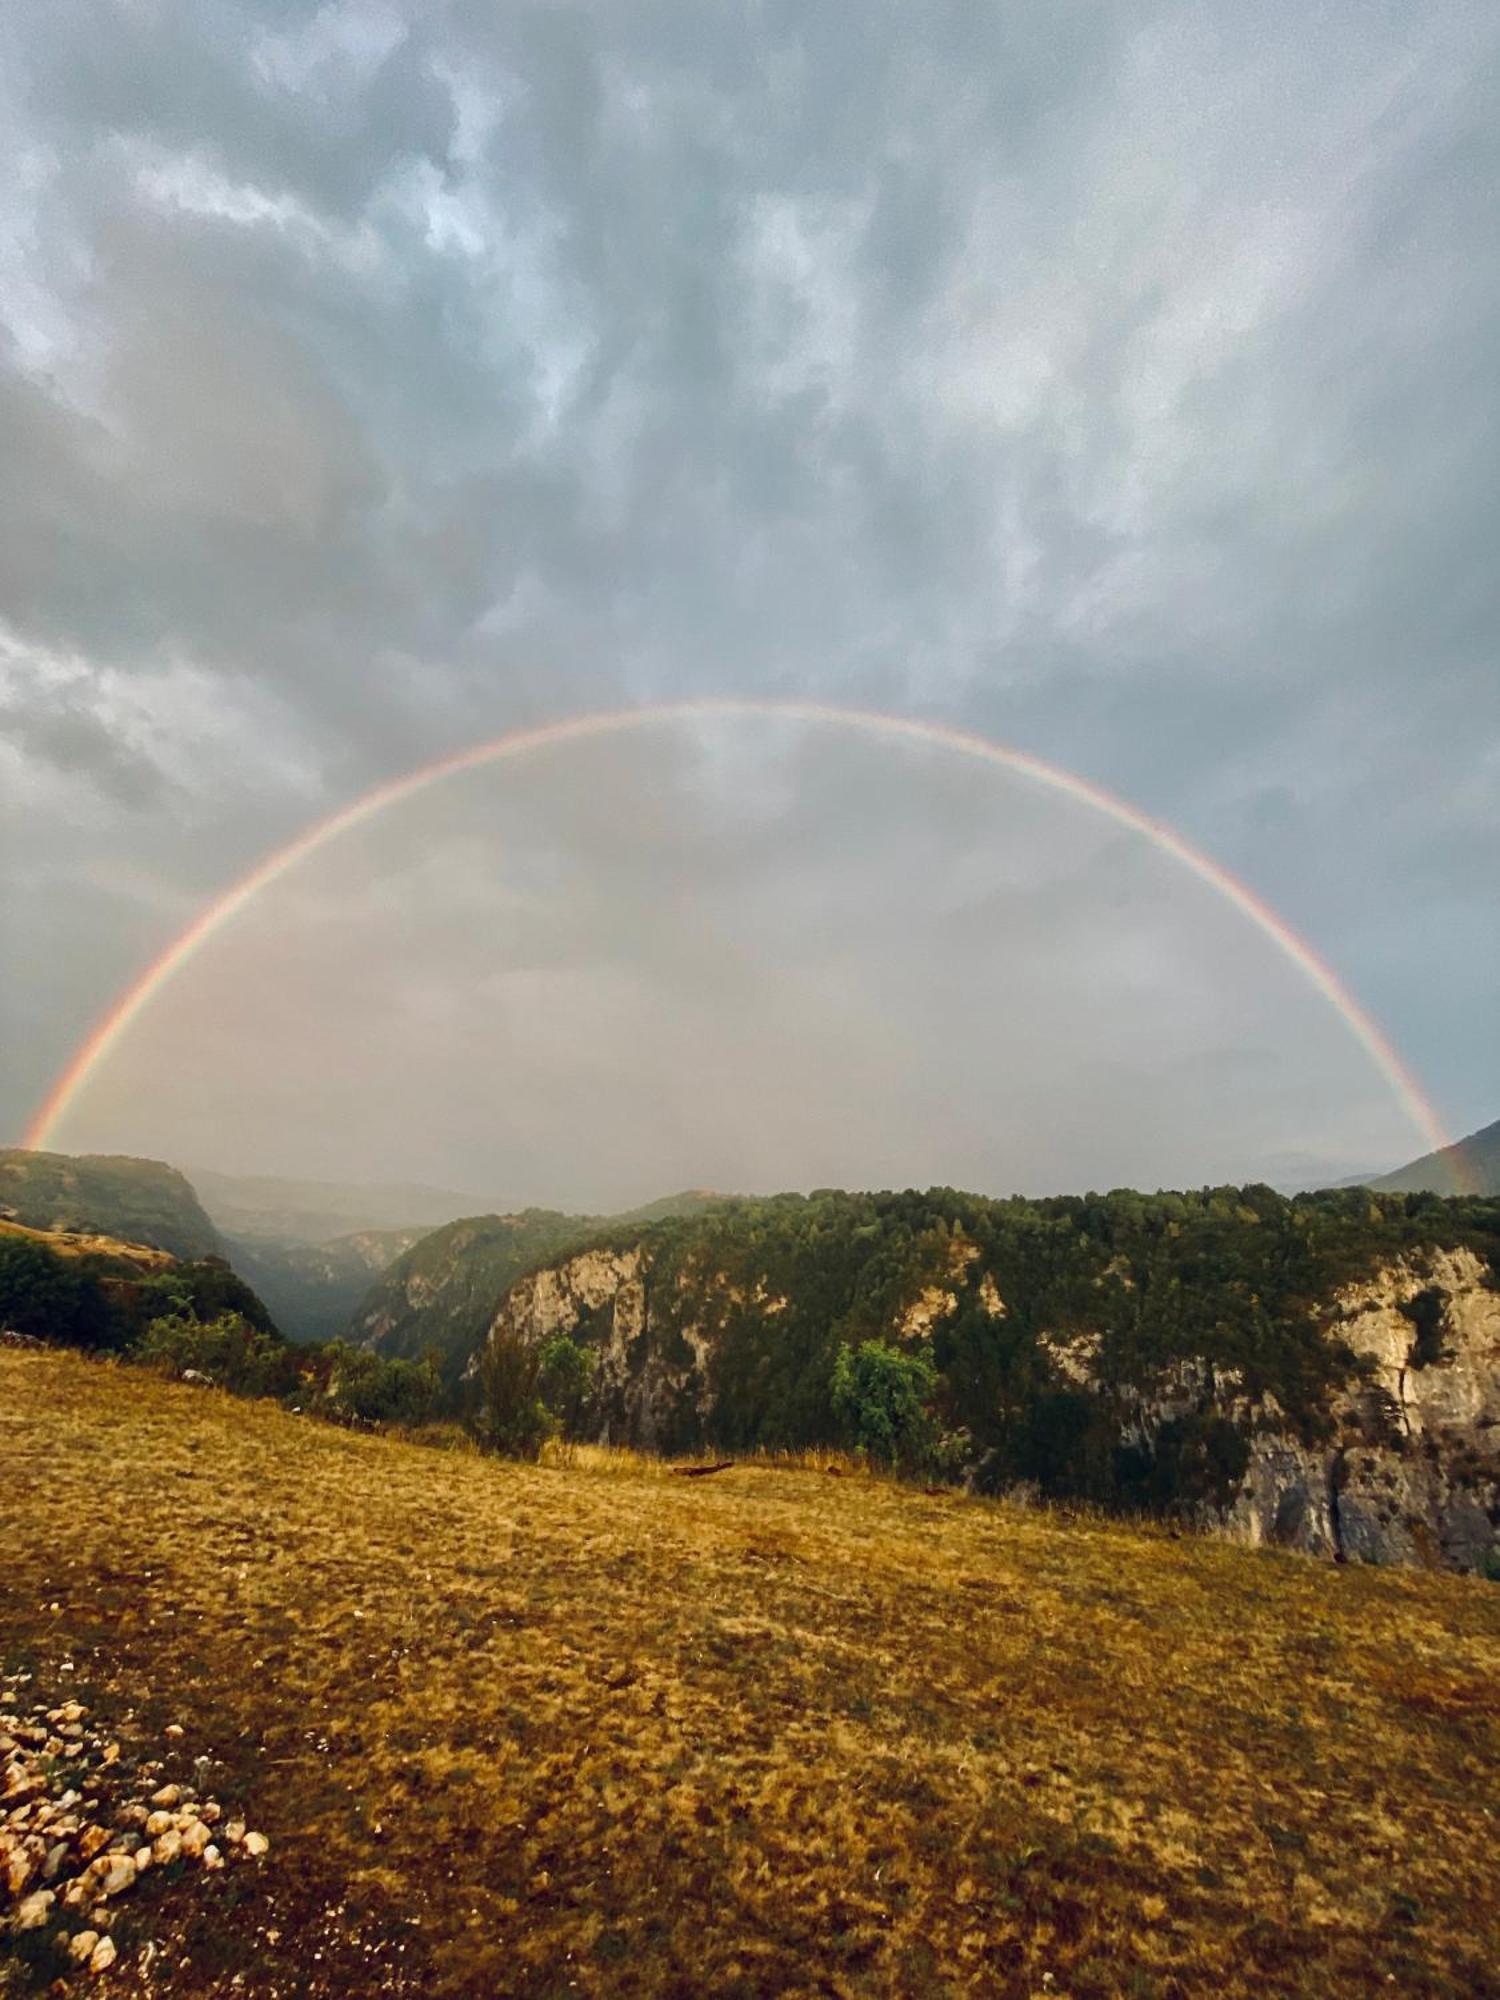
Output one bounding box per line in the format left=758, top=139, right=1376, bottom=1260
left=1222, top=1247, right=1499, bottom=1569
left=471, top=1189, right=1500, bottom=1574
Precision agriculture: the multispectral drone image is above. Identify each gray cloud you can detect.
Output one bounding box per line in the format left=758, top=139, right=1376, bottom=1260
left=2, top=0, right=1497, bottom=1184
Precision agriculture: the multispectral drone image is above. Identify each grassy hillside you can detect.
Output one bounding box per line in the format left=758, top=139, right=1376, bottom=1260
left=2, top=1349, right=1496, bottom=1998
left=0, top=1150, right=220, bottom=1260
left=1370, top=1115, right=1500, bottom=1196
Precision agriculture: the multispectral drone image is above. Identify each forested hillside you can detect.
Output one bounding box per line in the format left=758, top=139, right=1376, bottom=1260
left=351, top=1192, right=730, bottom=1387
left=0, top=1149, right=221, bottom=1260
left=474, top=1185, right=1500, bottom=1570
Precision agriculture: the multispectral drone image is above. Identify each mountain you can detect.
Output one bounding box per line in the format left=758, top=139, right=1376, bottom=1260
left=1367, top=1115, right=1500, bottom=1195
left=350, top=1190, right=733, bottom=1388
left=190, top=1168, right=495, bottom=1245
left=0, top=1148, right=221, bottom=1260
left=350, top=1211, right=615, bottom=1388
left=465, top=1184, right=1500, bottom=1573
left=220, top=1227, right=430, bottom=1344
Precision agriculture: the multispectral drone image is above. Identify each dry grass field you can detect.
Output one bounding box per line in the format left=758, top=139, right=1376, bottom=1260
left=3, top=1348, right=1498, bottom=1998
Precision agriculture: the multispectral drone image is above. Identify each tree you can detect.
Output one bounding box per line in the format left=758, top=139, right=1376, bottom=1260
left=830, top=1340, right=938, bottom=1471
left=538, top=1333, right=595, bottom=1439
left=471, top=1325, right=553, bottom=1459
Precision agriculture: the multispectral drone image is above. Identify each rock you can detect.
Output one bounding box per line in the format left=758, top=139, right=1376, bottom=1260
left=179, top=1819, right=210, bottom=1859
left=14, top=1887, right=55, bottom=1929
left=43, top=1840, right=69, bottom=1881
left=68, top=1929, right=99, bottom=1964
left=98, top=1853, right=136, bottom=1897
left=133, top=1845, right=152, bottom=1870
left=150, top=1784, right=181, bottom=1807
left=78, top=1823, right=111, bottom=1861
left=224, top=1821, right=246, bottom=1846
left=2, top=1832, right=35, bottom=1895
left=90, top=1934, right=117, bottom=1973
left=200, top=1801, right=221, bottom=1824
left=242, top=1830, right=270, bottom=1859
left=145, top=1810, right=173, bottom=1836
left=203, top=1843, right=223, bottom=1870
left=181, top=1369, right=213, bottom=1385
left=152, top=1828, right=182, bottom=1865
left=164, top=1723, right=185, bottom=1738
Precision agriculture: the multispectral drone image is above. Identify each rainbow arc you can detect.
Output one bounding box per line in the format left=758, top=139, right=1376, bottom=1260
left=23, top=698, right=1452, bottom=1171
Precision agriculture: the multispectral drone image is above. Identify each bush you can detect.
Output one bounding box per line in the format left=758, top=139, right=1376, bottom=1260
left=1400, top=1288, right=1450, bottom=1369
left=319, top=1342, right=441, bottom=1426
left=830, top=1340, right=938, bottom=1472
left=138, top=1312, right=300, bottom=1398
left=470, top=1326, right=554, bottom=1459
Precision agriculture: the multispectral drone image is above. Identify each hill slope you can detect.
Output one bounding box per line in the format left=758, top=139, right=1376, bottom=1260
left=2, top=1349, right=1495, bottom=1998
left=0, top=1149, right=220, bottom=1260
left=1370, top=1114, right=1500, bottom=1195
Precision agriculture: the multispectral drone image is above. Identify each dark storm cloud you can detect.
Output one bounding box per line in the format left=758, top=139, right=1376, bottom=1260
left=2, top=0, right=1497, bottom=1170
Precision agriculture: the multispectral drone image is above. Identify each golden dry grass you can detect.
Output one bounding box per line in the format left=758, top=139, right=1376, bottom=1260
left=0, top=1219, right=175, bottom=1268
left=3, top=1349, right=1498, bottom=1998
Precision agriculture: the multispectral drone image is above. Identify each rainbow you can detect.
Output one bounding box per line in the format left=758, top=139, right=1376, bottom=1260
left=23, top=698, right=1453, bottom=1168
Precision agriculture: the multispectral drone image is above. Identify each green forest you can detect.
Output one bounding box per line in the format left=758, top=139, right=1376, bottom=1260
left=527, top=1183, right=1500, bottom=1505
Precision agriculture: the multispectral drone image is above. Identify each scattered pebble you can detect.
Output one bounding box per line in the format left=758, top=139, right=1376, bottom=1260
left=1, top=1673, right=272, bottom=1976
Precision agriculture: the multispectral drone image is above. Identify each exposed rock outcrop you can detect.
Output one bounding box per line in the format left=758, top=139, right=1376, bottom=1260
left=473, top=1233, right=1500, bottom=1574
left=1220, top=1248, right=1500, bottom=1569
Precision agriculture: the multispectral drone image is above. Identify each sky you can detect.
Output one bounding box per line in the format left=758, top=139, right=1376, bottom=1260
left=2, top=1, right=1497, bottom=1205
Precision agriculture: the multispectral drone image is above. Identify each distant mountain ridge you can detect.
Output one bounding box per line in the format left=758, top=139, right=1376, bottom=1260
left=189, top=1168, right=499, bottom=1245
left=1365, top=1116, right=1500, bottom=1196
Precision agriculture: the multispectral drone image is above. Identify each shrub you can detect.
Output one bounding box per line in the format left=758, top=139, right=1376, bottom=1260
left=319, top=1342, right=441, bottom=1426
left=0, top=1235, right=118, bottom=1350
left=138, top=1311, right=300, bottom=1398
left=1400, top=1288, right=1450, bottom=1369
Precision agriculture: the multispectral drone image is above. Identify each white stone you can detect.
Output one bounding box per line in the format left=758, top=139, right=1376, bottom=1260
left=14, top=1887, right=55, bottom=1929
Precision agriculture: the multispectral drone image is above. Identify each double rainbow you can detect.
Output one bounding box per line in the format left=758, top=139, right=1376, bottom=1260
left=24, top=698, right=1451, bottom=1167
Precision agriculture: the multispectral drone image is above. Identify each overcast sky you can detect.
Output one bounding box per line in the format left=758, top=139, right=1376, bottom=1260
left=2, top=1, right=1497, bottom=1203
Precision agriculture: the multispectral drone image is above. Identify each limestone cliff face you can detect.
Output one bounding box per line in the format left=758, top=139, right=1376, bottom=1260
left=1219, top=1248, right=1500, bottom=1570
left=474, top=1236, right=1500, bottom=1574
left=487, top=1246, right=699, bottom=1451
